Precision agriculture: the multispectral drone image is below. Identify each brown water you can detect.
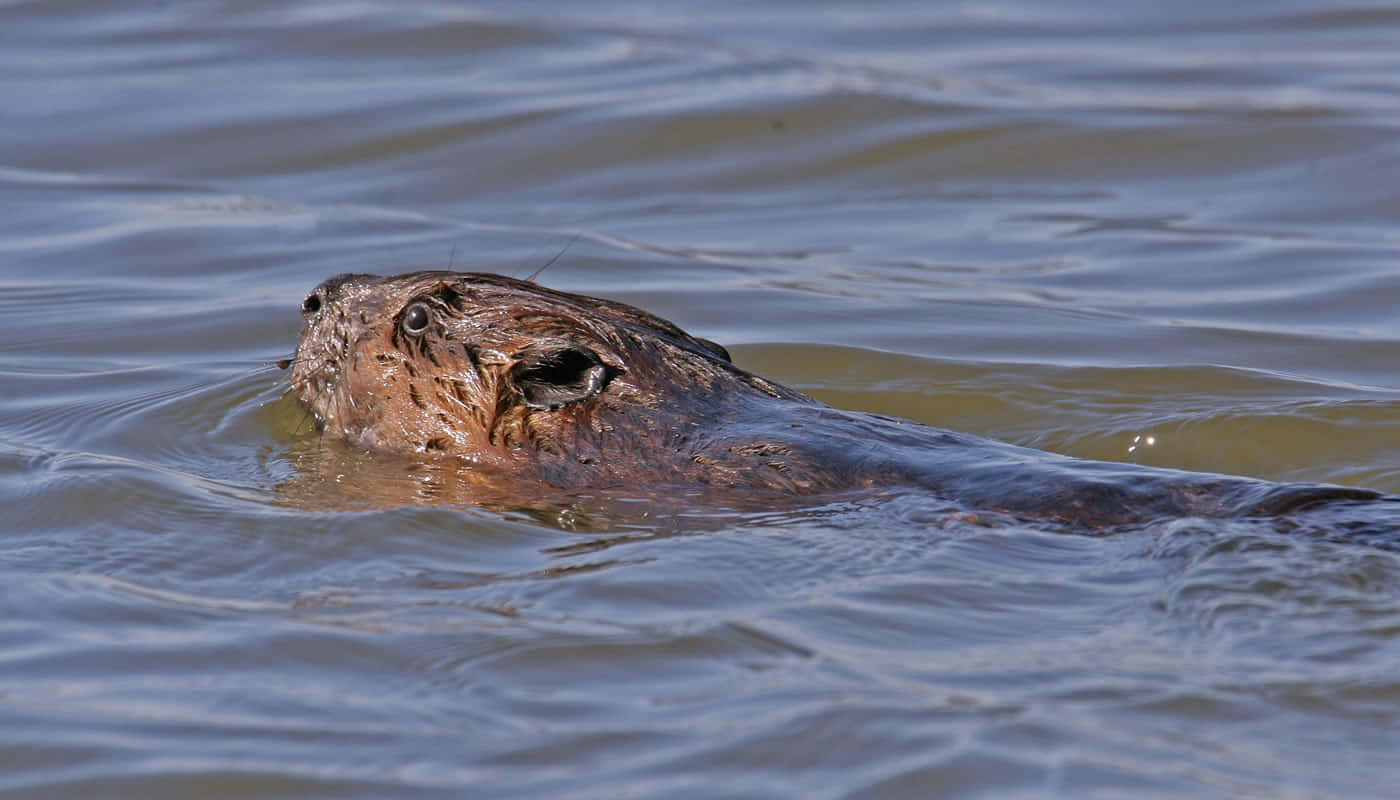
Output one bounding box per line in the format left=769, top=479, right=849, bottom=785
left=4, top=1, right=1400, bottom=797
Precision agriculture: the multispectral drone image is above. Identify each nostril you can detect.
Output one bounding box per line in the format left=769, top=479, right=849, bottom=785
left=302, top=292, right=322, bottom=315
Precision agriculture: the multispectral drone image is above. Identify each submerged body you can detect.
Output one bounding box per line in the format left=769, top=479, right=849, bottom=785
left=291, top=271, right=1387, bottom=527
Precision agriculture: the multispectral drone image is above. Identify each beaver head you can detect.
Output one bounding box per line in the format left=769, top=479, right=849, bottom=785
left=290, top=272, right=812, bottom=487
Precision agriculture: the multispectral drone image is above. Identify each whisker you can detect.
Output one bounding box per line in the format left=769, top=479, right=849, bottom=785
left=216, top=359, right=294, bottom=380
left=525, top=234, right=580, bottom=284
left=292, top=404, right=318, bottom=437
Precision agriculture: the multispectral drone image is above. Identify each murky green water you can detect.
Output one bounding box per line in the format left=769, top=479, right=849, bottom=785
left=4, top=1, right=1400, bottom=797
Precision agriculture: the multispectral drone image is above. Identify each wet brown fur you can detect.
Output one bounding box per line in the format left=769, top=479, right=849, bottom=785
left=291, top=271, right=1388, bottom=526
left=291, top=272, right=836, bottom=493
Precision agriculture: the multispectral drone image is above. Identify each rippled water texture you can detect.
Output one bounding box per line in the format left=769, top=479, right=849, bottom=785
left=4, top=1, right=1400, bottom=797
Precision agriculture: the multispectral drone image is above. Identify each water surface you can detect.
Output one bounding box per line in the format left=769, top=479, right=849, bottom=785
left=3, top=1, right=1400, bottom=797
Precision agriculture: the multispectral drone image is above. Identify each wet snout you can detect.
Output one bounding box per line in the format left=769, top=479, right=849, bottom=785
left=291, top=273, right=392, bottom=399
left=300, top=273, right=384, bottom=319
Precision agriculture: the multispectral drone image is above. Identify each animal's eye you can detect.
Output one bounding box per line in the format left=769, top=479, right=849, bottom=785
left=301, top=291, right=322, bottom=314
left=401, top=302, right=431, bottom=335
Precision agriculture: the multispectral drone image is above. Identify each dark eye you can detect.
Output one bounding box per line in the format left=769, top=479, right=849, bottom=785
left=401, top=302, right=431, bottom=334
left=301, top=291, right=322, bottom=314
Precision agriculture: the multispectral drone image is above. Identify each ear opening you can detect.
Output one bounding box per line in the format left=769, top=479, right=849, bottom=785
left=509, top=341, right=617, bottom=410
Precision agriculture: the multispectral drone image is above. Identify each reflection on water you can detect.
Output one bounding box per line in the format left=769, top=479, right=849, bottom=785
left=3, top=0, right=1400, bottom=797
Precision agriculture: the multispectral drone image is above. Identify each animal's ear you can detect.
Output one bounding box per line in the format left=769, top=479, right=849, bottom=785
left=695, top=337, right=731, bottom=362
left=508, top=341, right=617, bottom=410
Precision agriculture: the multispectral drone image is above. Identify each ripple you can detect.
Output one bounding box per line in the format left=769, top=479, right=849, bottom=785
left=5, top=0, right=1400, bottom=797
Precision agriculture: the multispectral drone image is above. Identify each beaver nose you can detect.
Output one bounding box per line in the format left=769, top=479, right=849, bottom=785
left=302, top=273, right=380, bottom=316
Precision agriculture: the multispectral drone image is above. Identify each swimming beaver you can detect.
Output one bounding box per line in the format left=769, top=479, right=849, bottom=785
left=291, top=271, right=1387, bottom=527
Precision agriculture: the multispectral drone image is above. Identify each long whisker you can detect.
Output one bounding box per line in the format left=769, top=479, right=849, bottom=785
left=278, top=346, right=324, bottom=438
left=292, top=403, right=318, bottom=437
left=525, top=234, right=580, bottom=284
